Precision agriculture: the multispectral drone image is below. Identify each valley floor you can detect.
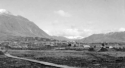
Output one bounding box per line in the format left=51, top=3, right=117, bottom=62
left=8, top=50, right=125, bottom=68
left=0, top=54, right=58, bottom=68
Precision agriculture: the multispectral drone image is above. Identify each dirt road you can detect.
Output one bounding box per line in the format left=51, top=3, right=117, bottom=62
left=5, top=53, right=77, bottom=68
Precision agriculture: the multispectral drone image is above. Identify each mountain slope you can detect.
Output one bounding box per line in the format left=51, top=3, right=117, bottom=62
left=0, top=11, right=50, bottom=40
left=80, top=31, right=125, bottom=43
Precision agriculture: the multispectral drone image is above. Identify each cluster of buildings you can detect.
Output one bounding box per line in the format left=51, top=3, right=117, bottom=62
left=0, top=38, right=125, bottom=51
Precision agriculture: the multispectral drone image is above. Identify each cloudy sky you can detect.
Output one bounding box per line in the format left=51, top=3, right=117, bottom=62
left=0, top=0, right=125, bottom=39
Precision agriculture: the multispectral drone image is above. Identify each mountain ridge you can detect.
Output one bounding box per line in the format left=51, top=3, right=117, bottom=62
left=80, top=31, right=125, bottom=43
left=0, top=11, right=50, bottom=40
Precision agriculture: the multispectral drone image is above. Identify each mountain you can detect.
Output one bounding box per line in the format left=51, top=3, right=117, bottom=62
left=80, top=31, right=125, bottom=43
left=51, top=36, right=70, bottom=41
left=0, top=9, right=50, bottom=40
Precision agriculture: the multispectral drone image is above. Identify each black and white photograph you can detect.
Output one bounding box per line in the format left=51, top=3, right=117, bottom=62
left=0, top=0, right=125, bottom=68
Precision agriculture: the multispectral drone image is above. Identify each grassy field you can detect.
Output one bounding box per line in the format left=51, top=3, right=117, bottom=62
left=0, top=54, right=59, bottom=68
left=8, top=50, right=125, bottom=68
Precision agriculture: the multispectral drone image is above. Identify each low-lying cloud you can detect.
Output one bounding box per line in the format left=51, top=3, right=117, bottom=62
left=45, top=28, right=93, bottom=39
left=119, top=27, right=125, bottom=32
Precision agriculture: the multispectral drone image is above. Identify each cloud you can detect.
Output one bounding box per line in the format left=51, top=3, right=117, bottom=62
left=46, top=28, right=93, bottom=39
left=0, top=9, right=11, bottom=14
left=54, top=10, right=71, bottom=17
left=64, top=36, right=84, bottom=39
left=119, top=27, right=125, bottom=32
left=43, top=30, right=50, bottom=34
